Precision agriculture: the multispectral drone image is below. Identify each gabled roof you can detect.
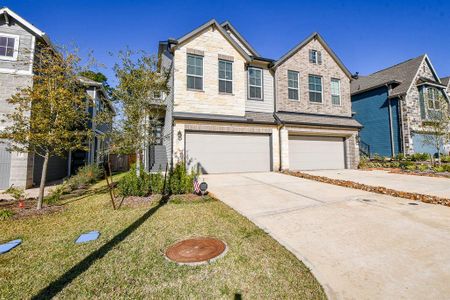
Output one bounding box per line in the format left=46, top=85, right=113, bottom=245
left=441, top=76, right=450, bottom=88
left=174, top=19, right=251, bottom=62
left=220, top=21, right=260, bottom=57
left=272, top=32, right=352, bottom=78
left=0, top=7, right=53, bottom=47
left=351, top=54, right=441, bottom=97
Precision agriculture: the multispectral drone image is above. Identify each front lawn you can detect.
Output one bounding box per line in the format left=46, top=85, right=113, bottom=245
left=0, top=178, right=325, bottom=299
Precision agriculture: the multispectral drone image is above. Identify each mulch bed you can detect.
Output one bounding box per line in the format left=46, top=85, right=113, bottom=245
left=360, top=167, right=450, bottom=179
left=0, top=198, right=64, bottom=220
left=283, top=170, right=450, bottom=207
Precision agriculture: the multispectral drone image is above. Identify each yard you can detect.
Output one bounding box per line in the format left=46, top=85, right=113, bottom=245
left=0, top=177, right=325, bottom=299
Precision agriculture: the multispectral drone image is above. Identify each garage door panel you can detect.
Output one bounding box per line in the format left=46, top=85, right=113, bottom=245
left=186, top=132, right=271, bottom=174
left=289, top=135, right=345, bottom=170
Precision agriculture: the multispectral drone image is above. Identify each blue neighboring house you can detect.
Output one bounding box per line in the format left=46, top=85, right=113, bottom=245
left=351, top=55, right=449, bottom=157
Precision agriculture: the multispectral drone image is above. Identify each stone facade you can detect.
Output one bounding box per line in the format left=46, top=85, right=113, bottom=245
left=401, top=58, right=442, bottom=154
left=275, top=38, right=351, bottom=117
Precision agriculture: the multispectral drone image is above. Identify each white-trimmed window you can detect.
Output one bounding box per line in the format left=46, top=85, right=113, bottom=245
left=308, top=75, right=322, bottom=103
left=309, top=49, right=322, bottom=65
left=427, top=87, right=440, bottom=110
left=218, top=59, right=233, bottom=94
left=0, top=34, right=19, bottom=61
left=248, top=67, right=262, bottom=100
left=288, top=70, right=299, bottom=100
left=331, top=78, right=341, bottom=105
left=187, top=54, right=203, bottom=90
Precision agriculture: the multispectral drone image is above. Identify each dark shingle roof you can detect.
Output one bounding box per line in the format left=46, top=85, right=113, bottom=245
left=275, top=112, right=362, bottom=128
left=351, top=55, right=426, bottom=97
left=441, top=76, right=450, bottom=87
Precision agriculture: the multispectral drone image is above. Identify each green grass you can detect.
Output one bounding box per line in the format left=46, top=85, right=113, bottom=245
left=0, top=177, right=326, bottom=299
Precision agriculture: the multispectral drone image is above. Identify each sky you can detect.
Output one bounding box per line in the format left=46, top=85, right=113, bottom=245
left=3, top=0, right=450, bottom=85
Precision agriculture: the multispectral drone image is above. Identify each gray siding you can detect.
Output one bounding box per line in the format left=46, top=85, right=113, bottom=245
left=33, top=154, right=68, bottom=184
left=245, top=68, right=275, bottom=113
left=0, top=18, right=34, bottom=73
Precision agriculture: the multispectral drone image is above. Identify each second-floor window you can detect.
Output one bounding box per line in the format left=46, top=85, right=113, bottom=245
left=218, top=60, right=233, bottom=94
left=308, top=75, right=322, bottom=103
left=187, top=54, right=203, bottom=90
left=0, top=34, right=18, bottom=60
left=288, top=70, right=299, bottom=100
left=331, top=78, right=341, bottom=105
left=427, top=87, right=441, bottom=110
left=248, top=67, right=262, bottom=100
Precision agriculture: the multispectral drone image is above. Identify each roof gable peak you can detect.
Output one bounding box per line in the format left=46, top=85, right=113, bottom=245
left=273, top=32, right=352, bottom=78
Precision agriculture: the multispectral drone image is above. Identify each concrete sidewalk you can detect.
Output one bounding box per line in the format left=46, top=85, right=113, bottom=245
left=206, top=172, right=450, bottom=300
left=304, top=169, right=450, bottom=198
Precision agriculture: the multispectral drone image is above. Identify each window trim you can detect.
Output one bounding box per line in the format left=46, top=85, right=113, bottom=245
left=287, top=70, right=299, bottom=100
left=218, top=59, right=233, bottom=94
left=186, top=53, right=203, bottom=91
left=308, top=74, right=323, bottom=104
left=426, top=86, right=440, bottom=111
left=331, top=78, right=341, bottom=106
left=0, top=33, right=19, bottom=61
left=247, top=66, right=263, bottom=101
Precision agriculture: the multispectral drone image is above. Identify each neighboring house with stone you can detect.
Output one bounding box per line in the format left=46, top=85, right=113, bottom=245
left=0, top=7, right=113, bottom=189
left=351, top=54, right=449, bottom=157
left=146, top=19, right=361, bottom=173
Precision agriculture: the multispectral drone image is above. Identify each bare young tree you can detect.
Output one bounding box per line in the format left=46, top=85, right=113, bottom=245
left=421, top=92, right=450, bottom=164
left=112, top=49, right=169, bottom=175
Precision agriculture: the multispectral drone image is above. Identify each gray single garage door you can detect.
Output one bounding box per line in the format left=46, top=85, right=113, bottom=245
left=289, top=135, right=346, bottom=170
left=0, top=143, right=11, bottom=189
left=185, top=132, right=271, bottom=174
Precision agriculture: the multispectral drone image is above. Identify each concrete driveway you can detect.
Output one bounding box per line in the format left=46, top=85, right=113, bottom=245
left=205, top=172, right=450, bottom=300
left=304, top=169, right=450, bottom=198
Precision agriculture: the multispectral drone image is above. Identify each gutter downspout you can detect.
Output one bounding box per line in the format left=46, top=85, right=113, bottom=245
left=274, top=113, right=284, bottom=171
left=386, top=84, right=395, bottom=157
left=398, top=95, right=406, bottom=154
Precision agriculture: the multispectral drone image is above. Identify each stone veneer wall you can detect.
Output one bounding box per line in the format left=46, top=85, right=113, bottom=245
left=401, top=58, right=438, bottom=154
left=275, top=38, right=351, bottom=117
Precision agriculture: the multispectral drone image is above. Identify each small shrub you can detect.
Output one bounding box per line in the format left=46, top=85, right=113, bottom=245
left=390, top=161, right=400, bottom=168
left=117, top=168, right=150, bottom=197
left=168, top=162, right=197, bottom=194
left=66, top=164, right=103, bottom=190
left=399, top=161, right=415, bottom=169
left=410, top=153, right=430, bottom=162
left=433, top=166, right=445, bottom=173
left=405, top=164, right=417, bottom=171
left=417, top=164, right=428, bottom=172
left=44, top=185, right=65, bottom=205
left=149, top=172, right=165, bottom=194
left=372, top=153, right=383, bottom=161
left=396, top=153, right=406, bottom=161
left=3, top=186, right=24, bottom=201
left=441, top=155, right=450, bottom=163
left=443, top=164, right=450, bottom=172
left=0, top=209, right=14, bottom=220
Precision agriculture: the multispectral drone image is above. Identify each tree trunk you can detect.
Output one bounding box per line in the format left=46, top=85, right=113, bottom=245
left=37, top=151, right=49, bottom=210
left=135, top=150, right=141, bottom=177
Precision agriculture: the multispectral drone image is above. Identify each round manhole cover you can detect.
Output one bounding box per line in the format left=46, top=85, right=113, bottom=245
left=165, top=237, right=227, bottom=265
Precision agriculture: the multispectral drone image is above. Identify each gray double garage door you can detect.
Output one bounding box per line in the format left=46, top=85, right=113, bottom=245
left=185, top=131, right=346, bottom=174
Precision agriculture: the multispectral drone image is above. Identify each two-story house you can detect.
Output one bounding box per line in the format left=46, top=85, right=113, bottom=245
left=148, top=19, right=361, bottom=173
left=351, top=55, right=449, bottom=157
left=0, top=7, right=113, bottom=189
